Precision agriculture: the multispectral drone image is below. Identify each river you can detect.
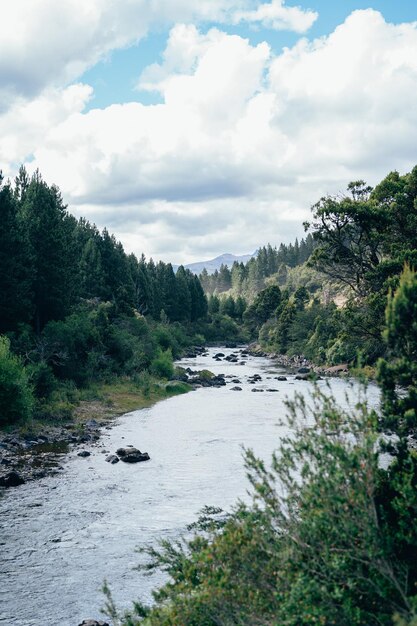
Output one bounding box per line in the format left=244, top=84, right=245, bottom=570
left=0, top=347, right=379, bottom=626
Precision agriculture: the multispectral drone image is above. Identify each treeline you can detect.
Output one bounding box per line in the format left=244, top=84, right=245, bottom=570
left=243, top=168, right=417, bottom=365
left=0, top=168, right=209, bottom=426
left=200, top=237, right=315, bottom=297
left=108, top=174, right=417, bottom=626
left=1, top=167, right=207, bottom=334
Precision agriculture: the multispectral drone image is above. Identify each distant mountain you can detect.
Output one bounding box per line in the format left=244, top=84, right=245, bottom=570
left=183, top=252, right=256, bottom=275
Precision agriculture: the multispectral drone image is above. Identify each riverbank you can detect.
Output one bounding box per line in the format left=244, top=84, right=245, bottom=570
left=0, top=377, right=191, bottom=488
left=0, top=345, right=382, bottom=625
left=246, top=343, right=374, bottom=378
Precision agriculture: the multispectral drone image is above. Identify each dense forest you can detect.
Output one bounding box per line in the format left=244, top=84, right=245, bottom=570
left=200, top=237, right=315, bottom=297
left=103, top=168, right=417, bottom=626
left=2, top=165, right=417, bottom=428
left=0, top=167, right=215, bottom=427
left=200, top=168, right=417, bottom=369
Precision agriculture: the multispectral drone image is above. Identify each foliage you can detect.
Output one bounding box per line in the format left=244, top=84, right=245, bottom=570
left=378, top=265, right=417, bottom=442
left=99, top=264, right=417, bottom=626
left=0, top=336, right=33, bottom=425
left=0, top=168, right=208, bottom=337
left=243, top=285, right=282, bottom=334
left=111, top=385, right=416, bottom=626
left=150, top=349, right=174, bottom=380
left=200, top=238, right=316, bottom=298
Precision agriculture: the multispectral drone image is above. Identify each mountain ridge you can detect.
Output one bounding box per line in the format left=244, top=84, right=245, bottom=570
left=179, top=252, right=256, bottom=275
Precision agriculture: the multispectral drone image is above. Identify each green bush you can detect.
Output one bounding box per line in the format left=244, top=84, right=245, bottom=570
left=150, top=349, right=174, bottom=379
left=113, top=386, right=417, bottom=626
left=0, top=336, right=34, bottom=426
left=27, top=361, right=57, bottom=399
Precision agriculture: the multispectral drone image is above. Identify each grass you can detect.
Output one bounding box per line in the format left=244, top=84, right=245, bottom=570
left=72, top=377, right=191, bottom=426
left=2, top=376, right=191, bottom=437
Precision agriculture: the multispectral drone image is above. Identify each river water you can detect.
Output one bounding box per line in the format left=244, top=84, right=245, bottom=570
left=0, top=347, right=379, bottom=626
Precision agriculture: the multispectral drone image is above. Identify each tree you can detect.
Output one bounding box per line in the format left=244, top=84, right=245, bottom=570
left=175, top=266, right=192, bottom=322
left=305, top=181, right=384, bottom=296
left=244, top=285, right=282, bottom=333
left=79, top=237, right=104, bottom=299
left=21, top=172, right=78, bottom=332
left=0, top=336, right=33, bottom=425
left=378, top=265, right=417, bottom=442
left=0, top=175, right=32, bottom=332
left=219, top=295, right=235, bottom=318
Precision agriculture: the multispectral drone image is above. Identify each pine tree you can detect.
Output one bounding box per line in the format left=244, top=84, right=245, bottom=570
left=0, top=175, right=32, bottom=332
left=21, top=172, right=77, bottom=332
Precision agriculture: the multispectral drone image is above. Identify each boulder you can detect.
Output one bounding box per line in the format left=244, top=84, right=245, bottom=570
left=105, top=454, right=119, bottom=464
left=116, top=447, right=150, bottom=463
left=78, top=620, right=110, bottom=626
left=214, top=352, right=225, bottom=358
left=295, top=374, right=309, bottom=381
left=77, top=450, right=91, bottom=457
left=251, top=388, right=264, bottom=393
left=266, top=389, right=279, bottom=392
left=298, top=367, right=310, bottom=374
left=276, top=376, right=287, bottom=381
left=0, top=471, right=25, bottom=487
left=230, top=386, right=242, bottom=391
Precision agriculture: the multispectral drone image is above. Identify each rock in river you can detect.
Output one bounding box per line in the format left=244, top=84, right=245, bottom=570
left=116, top=447, right=150, bottom=463
left=0, top=471, right=25, bottom=488
left=230, top=386, right=242, bottom=391
left=105, top=454, right=119, bottom=464
left=78, top=620, right=110, bottom=626
left=77, top=450, right=91, bottom=457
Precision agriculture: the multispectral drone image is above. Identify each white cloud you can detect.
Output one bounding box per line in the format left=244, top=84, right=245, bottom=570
left=2, top=9, right=417, bottom=263
left=0, top=0, right=305, bottom=111
left=232, top=0, right=318, bottom=33
left=0, top=0, right=223, bottom=108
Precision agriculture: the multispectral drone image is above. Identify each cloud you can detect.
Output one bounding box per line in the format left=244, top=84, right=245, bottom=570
left=0, top=0, right=305, bottom=111
left=2, top=9, right=417, bottom=263
left=232, top=0, right=318, bottom=33
left=0, top=0, right=229, bottom=109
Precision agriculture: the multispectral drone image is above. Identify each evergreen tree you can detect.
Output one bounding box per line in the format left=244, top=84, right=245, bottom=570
left=175, top=266, right=192, bottom=322
left=0, top=175, right=32, bottom=332
left=21, top=172, right=77, bottom=332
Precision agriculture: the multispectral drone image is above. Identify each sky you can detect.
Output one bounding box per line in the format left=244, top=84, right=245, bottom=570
left=1, top=1, right=417, bottom=264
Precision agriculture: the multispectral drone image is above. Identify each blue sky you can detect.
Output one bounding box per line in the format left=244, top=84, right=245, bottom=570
left=1, top=0, right=417, bottom=263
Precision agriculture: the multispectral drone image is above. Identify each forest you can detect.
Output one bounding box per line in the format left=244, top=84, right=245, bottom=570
left=0, top=167, right=213, bottom=427
left=203, top=168, right=417, bottom=370
left=2, top=164, right=417, bottom=625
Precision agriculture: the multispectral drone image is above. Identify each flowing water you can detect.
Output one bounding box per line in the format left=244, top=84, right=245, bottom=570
left=0, top=348, right=379, bottom=626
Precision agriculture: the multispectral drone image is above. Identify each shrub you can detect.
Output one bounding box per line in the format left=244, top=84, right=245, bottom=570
left=27, top=361, right=57, bottom=399
left=0, top=336, right=34, bottom=425
left=150, top=349, right=174, bottom=379
left=114, top=387, right=417, bottom=626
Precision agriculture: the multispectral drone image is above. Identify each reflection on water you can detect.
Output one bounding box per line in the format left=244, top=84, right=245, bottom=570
left=0, top=348, right=379, bottom=626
